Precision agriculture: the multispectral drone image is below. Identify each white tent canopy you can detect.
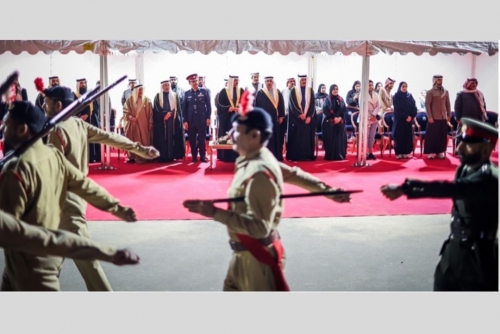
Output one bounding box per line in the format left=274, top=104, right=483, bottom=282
left=1, top=40, right=497, bottom=166
left=0, top=40, right=497, bottom=56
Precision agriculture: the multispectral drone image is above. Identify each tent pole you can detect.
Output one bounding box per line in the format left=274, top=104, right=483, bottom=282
left=353, top=54, right=370, bottom=167
left=308, top=53, right=315, bottom=91
left=471, top=54, right=477, bottom=78
left=135, top=53, right=145, bottom=85
left=97, top=51, right=116, bottom=170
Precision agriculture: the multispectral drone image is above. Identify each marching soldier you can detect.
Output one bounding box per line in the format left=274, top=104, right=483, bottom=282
left=381, top=117, right=498, bottom=291
left=0, top=101, right=137, bottom=291
left=183, top=92, right=350, bottom=291
left=41, top=86, right=159, bottom=291
left=0, top=210, right=140, bottom=266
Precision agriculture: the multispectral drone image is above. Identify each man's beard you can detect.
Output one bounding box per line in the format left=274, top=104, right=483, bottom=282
left=79, top=86, right=87, bottom=94
left=171, top=83, right=177, bottom=89
left=3, top=136, right=19, bottom=150
left=459, top=152, right=482, bottom=165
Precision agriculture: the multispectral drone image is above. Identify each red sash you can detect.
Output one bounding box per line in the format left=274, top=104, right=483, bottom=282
left=235, top=233, right=290, bottom=291
left=231, top=167, right=289, bottom=291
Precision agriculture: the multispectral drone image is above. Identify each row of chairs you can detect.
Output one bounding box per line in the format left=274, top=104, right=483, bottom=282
left=344, top=109, right=498, bottom=158
left=112, top=110, right=498, bottom=161
left=114, top=126, right=213, bottom=162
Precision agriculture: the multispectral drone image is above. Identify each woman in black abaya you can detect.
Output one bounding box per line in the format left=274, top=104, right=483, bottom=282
left=314, top=84, right=328, bottom=133
left=322, top=84, right=348, bottom=161
left=392, top=81, right=417, bottom=159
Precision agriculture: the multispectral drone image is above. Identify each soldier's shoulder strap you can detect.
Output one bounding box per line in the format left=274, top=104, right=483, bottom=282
left=483, top=162, right=498, bottom=178
left=243, top=162, right=278, bottom=187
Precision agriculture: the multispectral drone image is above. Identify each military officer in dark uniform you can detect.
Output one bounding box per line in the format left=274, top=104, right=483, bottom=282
left=381, top=117, right=498, bottom=291
left=182, top=74, right=211, bottom=163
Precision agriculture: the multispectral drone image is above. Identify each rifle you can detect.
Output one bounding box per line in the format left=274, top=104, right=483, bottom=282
left=0, top=74, right=128, bottom=169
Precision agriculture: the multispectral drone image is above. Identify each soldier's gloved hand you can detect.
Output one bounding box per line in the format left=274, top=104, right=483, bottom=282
left=112, top=248, right=140, bottom=265
left=145, top=146, right=160, bottom=159
left=112, top=205, right=137, bottom=222
left=183, top=200, right=217, bottom=217
left=380, top=184, right=404, bottom=201
left=325, top=188, right=351, bottom=203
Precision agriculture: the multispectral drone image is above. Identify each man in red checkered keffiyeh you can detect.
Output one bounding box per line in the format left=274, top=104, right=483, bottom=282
left=454, top=78, right=488, bottom=124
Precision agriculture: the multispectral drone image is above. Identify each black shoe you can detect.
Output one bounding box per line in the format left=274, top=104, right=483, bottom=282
left=126, top=159, right=136, bottom=163
left=367, top=153, right=377, bottom=160
left=199, top=157, right=208, bottom=162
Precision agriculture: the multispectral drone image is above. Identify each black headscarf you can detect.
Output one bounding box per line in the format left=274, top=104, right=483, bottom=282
left=351, top=80, right=361, bottom=91
left=329, top=84, right=342, bottom=108
left=394, top=81, right=410, bottom=99
left=315, top=84, right=328, bottom=99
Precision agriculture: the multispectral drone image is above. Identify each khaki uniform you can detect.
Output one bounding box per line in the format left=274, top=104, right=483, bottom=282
left=213, top=147, right=335, bottom=291
left=0, top=140, right=123, bottom=291
left=0, top=210, right=118, bottom=262
left=48, top=117, right=151, bottom=291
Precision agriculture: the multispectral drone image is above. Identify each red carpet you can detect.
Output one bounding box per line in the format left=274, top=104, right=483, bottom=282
left=85, top=145, right=498, bottom=221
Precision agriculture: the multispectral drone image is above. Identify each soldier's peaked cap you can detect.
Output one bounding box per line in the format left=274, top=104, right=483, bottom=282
left=231, top=107, right=273, bottom=134
left=43, top=86, right=74, bottom=101
left=8, top=101, right=47, bottom=134
left=458, top=117, right=498, bottom=145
